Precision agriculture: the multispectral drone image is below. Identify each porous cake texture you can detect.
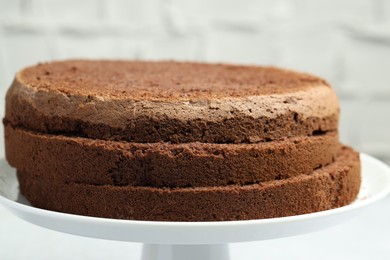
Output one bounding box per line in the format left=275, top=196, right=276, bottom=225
left=3, top=60, right=361, bottom=221
left=17, top=147, right=360, bottom=221
left=5, top=125, right=339, bottom=187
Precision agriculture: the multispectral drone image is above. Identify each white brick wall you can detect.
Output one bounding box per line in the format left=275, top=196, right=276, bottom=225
left=0, top=0, right=390, bottom=163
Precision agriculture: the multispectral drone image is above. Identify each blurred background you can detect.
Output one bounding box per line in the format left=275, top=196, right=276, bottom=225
left=0, top=0, right=390, bottom=259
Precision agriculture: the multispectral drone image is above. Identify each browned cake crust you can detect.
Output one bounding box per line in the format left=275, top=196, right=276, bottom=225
left=4, top=60, right=339, bottom=143
left=17, top=147, right=361, bottom=221
left=9, top=60, right=329, bottom=99
left=5, top=125, right=339, bottom=187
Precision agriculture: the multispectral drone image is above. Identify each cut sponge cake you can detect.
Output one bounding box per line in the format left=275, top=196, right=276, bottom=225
left=5, top=125, right=339, bottom=187
left=3, top=60, right=360, bottom=221
left=5, top=60, right=339, bottom=143
left=17, top=147, right=360, bottom=222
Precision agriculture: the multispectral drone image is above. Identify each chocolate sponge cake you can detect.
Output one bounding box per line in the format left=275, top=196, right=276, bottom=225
left=3, top=60, right=361, bottom=221
left=17, top=147, right=360, bottom=221
left=5, top=125, right=339, bottom=187
left=5, top=60, right=338, bottom=143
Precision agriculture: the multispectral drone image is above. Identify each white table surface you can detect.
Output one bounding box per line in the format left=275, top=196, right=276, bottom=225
left=1, top=188, right=389, bottom=259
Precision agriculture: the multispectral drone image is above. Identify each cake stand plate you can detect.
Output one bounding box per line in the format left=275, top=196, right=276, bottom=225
left=1, top=154, right=390, bottom=260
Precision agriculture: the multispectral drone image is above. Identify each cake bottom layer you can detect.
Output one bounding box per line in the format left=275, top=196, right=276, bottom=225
left=18, top=147, right=361, bottom=222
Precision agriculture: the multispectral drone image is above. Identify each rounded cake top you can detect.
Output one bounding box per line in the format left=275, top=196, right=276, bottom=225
left=7, top=59, right=339, bottom=143
left=17, top=60, right=329, bottom=101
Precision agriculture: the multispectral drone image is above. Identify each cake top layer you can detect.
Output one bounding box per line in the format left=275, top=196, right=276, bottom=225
left=7, top=60, right=339, bottom=143
left=18, top=60, right=329, bottom=101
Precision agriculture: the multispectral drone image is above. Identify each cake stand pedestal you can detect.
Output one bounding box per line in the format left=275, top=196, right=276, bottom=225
left=141, top=244, right=230, bottom=260
left=1, top=154, right=390, bottom=260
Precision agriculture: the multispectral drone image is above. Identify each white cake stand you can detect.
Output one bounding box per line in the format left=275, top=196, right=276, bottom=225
left=1, top=154, right=390, bottom=260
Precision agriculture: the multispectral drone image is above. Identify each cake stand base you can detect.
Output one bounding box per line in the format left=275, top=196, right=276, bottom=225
left=141, top=244, right=230, bottom=260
